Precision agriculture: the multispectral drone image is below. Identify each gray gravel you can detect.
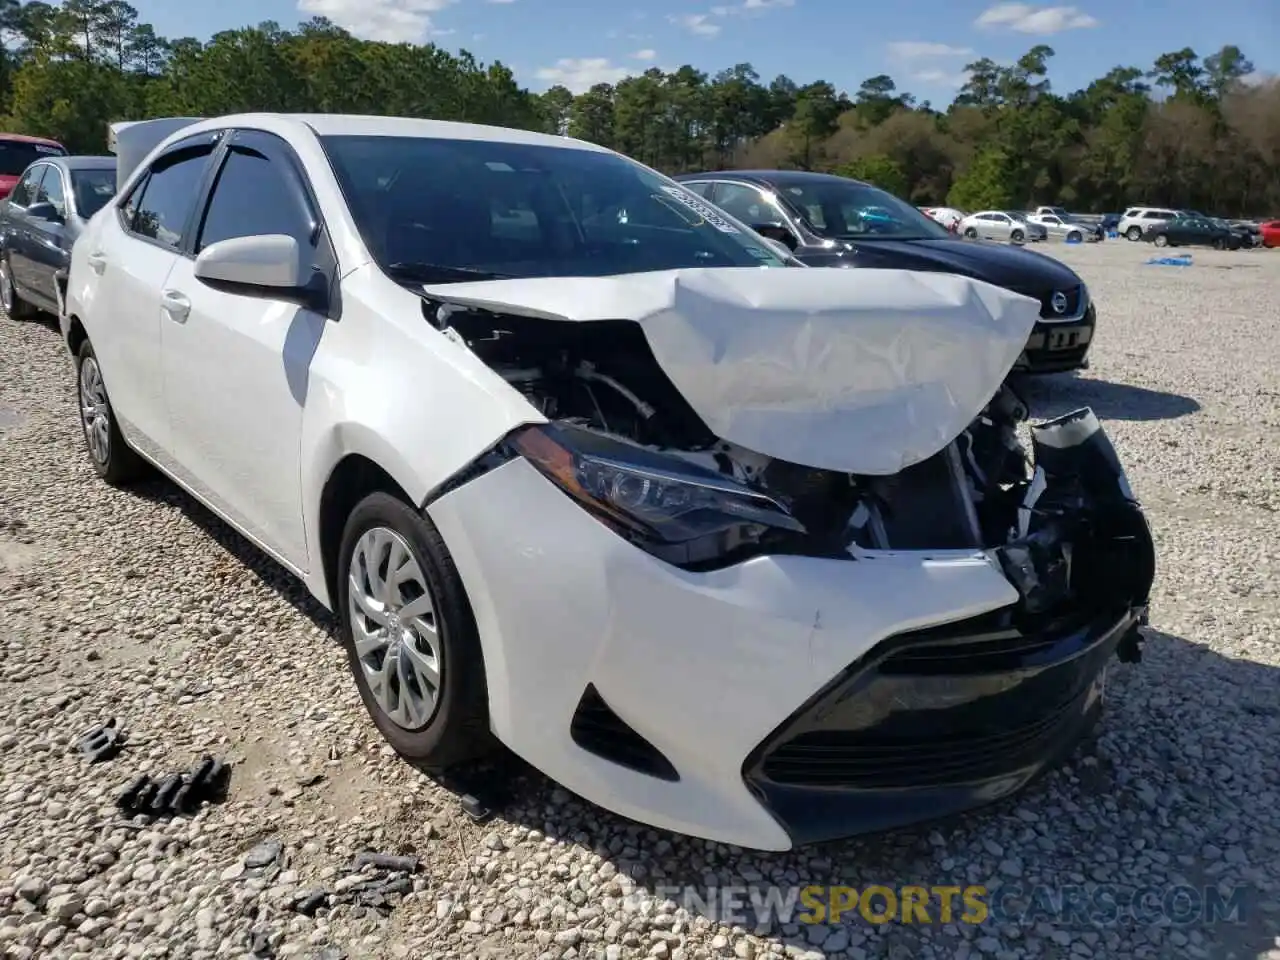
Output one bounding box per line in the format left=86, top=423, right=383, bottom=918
left=1, top=241, right=1279, bottom=960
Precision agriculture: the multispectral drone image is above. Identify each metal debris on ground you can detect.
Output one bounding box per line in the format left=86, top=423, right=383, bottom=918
left=287, top=850, right=421, bottom=918
left=73, top=717, right=127, bottom=763
left=116, top=755, right=230, bottom=817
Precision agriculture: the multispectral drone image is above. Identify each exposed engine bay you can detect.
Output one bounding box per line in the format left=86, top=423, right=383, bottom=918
left=428, top=298, right=1154, bottom=634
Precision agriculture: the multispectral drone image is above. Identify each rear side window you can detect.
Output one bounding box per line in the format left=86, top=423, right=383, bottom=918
left=128, top=146, right=214, bottom=249
left=195, top=146, right=314, bottom=252
left=36, top=166, right=66, bottom=217
left=1122, top=208, right=1139, bottom=218
left=681, top=181, right=712, bottom=198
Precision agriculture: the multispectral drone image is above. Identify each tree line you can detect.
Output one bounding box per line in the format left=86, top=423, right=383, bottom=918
left=1, top=0, right=1277, bottom=216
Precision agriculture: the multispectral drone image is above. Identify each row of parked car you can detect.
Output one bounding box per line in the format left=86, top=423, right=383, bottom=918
left=18, top=113, right=1155, bottom=854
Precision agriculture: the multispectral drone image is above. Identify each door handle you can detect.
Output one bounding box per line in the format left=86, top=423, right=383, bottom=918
left=86, top=252, right=107, bottom=274
left=160, top=289, right=190, bottom=322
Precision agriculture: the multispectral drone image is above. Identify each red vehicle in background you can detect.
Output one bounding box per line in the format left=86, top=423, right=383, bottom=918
left=1260, top=220, right=1280, bottom=248
left=0, top=133, right=68, bottom=199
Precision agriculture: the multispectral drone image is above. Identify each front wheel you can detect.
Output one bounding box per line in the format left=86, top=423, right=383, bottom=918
left=964, top=227, right=978, bottom=239
left=1067, top=230, right=1082, bottom=243
left=1213, top=237, right=1225, bottom=250
left=1126, top=226, right=1142, bottom=242
left=337, top=492, right=494, bottom=768
left=0, top=256, right=34, bottom=320
left=1010, top=229, right=1025, bottom=244
left=76, top=339, right=146, bottom=485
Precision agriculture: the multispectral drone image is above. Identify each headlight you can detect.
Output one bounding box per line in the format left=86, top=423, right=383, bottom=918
left=511, top=423, right=806, bottom=569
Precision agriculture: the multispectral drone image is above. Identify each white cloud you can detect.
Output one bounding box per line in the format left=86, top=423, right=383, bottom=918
left=710, top=0, right=794, bottom=14
left=297, top=0, right=457, bottom=42
left=909, top=69, right=969, bottom=88
left=535, top=57, right=636, bottom=93
left=887, top=41, right=973, bottom=60
left=975, top=3, right=1098, bottom=34
left=668, top=13, right=721, bottom=36
left=631, top=48, right=657, bottom=61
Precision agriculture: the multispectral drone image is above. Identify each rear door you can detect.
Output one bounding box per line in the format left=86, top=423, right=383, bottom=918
left=83, top=131, right=223, bottom=458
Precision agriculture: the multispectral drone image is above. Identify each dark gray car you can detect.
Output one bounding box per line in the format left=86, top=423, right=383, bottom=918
left=0, top=155, right=116, bottom=319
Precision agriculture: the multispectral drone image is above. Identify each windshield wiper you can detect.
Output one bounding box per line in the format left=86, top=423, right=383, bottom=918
left=386, top=262, right=512, bottom=283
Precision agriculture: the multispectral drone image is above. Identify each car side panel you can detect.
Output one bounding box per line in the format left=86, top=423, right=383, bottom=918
left=296, top=266, right=550, bottom=609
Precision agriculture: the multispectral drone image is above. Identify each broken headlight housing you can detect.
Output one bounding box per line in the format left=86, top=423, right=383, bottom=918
left=512, top=423, right=806, bottom=569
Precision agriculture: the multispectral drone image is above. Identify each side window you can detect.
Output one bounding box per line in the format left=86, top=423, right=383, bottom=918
left=713, top=183, right=770, bottom=225
left=196, top=145, right=315, bottom=252
left=130, top=146, right=214, bottom=248
left=36, top=167, right=65, bottom=217
left=9, top=165, right=44, bottom=207
left=681, top=181, right=713, bottom=198
left=1045, top=216, right=1061, bottom=225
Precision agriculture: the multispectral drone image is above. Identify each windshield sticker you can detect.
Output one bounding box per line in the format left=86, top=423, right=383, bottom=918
left=34, top=145, right=62, bottom=154
left=659, top=186, right=740, bottom=234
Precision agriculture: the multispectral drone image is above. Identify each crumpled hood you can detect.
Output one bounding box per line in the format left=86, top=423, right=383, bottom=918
left=423, top=267, right=1041, bottom=475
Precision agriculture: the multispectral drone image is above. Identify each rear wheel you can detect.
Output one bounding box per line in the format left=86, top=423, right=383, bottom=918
left=0, top=256, right=34, bottom=320
left=76, top=339, right=146, bottom=485
left=336, top=492, right=494, bottom=768
left=1213, top=237, right=1225, bottom=251
left=1067, top=230, right=1082, bottom=243
left=1126, top=226, right=1142, bottom=242
left=1153, top=234, right=1168, bottom=248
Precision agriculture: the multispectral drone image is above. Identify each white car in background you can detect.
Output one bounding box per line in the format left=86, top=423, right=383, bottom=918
left=1026, top=213, right=1100, bottom=243
left=1117, top=207, right=1180, bottom=241
left=958, top=210, right=1048, bottom=244
left=920, top=206, right=964, bottom=232
left=61, top=113, right=1155, bottom=851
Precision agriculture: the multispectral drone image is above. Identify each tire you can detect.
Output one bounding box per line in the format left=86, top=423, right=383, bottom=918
left=1153, top=234, right=1168, bottom=248
left=1213, top=238, right=1225, bottom=251
left=1067, top=230, right=1082, bottom=243
left=1010, top=229, right=1025, bottom=244
left=0, top=255, right=35, bottom=320
left=1126, top=226, right=1142, bottom=242
left=76, top=339, right=146, bottom=485
left=336, top=491, right=494, bottom=769
left=964, top=227, right=978, bottom=239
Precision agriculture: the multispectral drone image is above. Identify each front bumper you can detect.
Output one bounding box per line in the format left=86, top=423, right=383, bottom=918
left=426, top=412, right=1154, bottom=851
left=1015, top=301, right=1097, bottom=374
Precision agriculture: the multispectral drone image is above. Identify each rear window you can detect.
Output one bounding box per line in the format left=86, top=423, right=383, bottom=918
left=0, top=139, right=65, bottom=177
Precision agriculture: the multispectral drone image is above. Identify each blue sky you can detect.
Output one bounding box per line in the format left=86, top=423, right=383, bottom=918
left=130, top=0, right=1280, bottom=103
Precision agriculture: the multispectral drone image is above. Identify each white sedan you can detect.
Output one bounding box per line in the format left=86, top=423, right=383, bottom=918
left=958, top=210, right=1048, bottom=244
left=62, top=113, right=1155, bottom=851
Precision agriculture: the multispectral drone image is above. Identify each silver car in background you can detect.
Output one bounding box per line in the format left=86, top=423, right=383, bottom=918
left=958, top=210, right=1048, bottom=244
left=1027, top=213, right=1102, bottom=242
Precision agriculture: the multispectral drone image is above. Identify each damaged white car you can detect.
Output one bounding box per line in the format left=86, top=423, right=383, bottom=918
left=63, top=114, right=1155, bottom=851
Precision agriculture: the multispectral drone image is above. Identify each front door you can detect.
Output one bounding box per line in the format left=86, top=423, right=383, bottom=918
left=159, top=130, right=335, bottom=570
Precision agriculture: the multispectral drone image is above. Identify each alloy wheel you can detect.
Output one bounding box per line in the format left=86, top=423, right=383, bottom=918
left=1154, top=234, right=1168, bottom=247
left=0, top=261, right=13, bottom=314
left=347, top=526, right=443, bottom=730
left=78, top=356, right=112, bottom=466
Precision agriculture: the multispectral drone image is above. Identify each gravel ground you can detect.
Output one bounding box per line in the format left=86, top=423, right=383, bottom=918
left=1, top=240, right=1278, bottom=960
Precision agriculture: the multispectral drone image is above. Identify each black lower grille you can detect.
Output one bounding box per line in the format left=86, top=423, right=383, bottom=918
left=761, top=688, right=1094, bottom=789
left=570, top=684, right=679, bottom=781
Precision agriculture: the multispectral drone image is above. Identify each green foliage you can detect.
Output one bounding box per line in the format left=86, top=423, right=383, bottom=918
left=834, top=155, right=907, bottom=196
left=946, top=147, right=1014, bottom=211
left=0, top=3, right=1274, bottom=217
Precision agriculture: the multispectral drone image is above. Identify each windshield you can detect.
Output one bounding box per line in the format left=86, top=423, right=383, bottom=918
left=71, top=168, right=116, bottom=219
left=319, top=135, right=788, bottom=281
left=766, top=177, right=950, bottom=241
left=0, top=140, right=65, bottom=177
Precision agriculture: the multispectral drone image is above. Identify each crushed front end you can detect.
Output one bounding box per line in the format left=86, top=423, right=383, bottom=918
left=743, top=402, right=1155, bottom=845
left=421, top=284, right=1155, bottom=849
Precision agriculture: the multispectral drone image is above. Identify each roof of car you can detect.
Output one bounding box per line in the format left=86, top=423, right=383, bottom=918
left=0, top=132, right=64, bottom=147
left=48, top=155, right=115, bottom=171
left=181, top=113, right=611, bottom=153
left=676, top=169, right=870, bottom=188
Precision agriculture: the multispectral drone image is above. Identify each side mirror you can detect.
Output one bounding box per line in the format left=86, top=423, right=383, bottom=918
left=27, top=201, right=63, bottom=223
left=194, top=234, right=328, bottom=312
left=752, top=222, right=798, bottom=250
